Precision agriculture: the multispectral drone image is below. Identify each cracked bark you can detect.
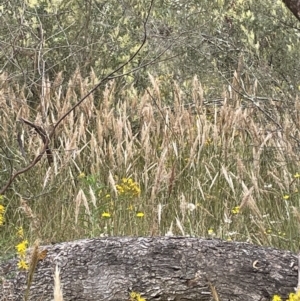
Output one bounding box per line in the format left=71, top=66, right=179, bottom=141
left=282, top=0, right=300, bottom=21
left=0, top=237, right=298, bottom=301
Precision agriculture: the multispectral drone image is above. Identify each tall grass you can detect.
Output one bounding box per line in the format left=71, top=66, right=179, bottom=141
left=1, top=69, right=300, bottom=255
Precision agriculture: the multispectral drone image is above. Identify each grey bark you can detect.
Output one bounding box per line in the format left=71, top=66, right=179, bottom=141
left=282, top=0, right=300, bottom=21
left=0, top=237, right=298, bottom=301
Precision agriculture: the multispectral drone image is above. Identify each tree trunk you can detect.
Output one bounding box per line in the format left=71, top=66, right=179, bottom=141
left=0, top=237, right=298, bottom=301
left=282, top=0, right=300, bottom=21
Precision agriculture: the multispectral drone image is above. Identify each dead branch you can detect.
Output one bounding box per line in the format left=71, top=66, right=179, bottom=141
left=0, top=237, right=298, bottom=301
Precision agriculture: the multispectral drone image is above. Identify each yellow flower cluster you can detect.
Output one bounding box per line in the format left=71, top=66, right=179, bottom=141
left=116, top=178, right=141, bottom=197
left=288, top=292, right=300, bottom=301
left=130, top=292, right=146, bottom=301
left=15, top=227, right=29, bottom=270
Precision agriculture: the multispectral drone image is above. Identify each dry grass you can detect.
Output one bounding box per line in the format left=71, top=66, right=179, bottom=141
left=0, top=69, right=300, bottom=254
left=53, top=265, right=64, bottom=301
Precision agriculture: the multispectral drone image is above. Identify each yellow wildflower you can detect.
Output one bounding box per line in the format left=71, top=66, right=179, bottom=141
left=116, top=185, right=124, bottom=194
left=283, top=195, right=290, bottom=200
left=272, top=295, right=281, bottom=301
left=0, top=204, right=5, bottom=214
left=16, top=240, right=28, bottom=256
left=288, top=293, right=296, bottom=301
left=102, top=212, right=111, bottom=218
left=136, top=212, right=144, bottom=218
left=231, top=206, right=240, bottom=214
left=116, top=178, right=140, bottom=197
left=291, top=290, right=300, bottom=301
left=17, top=259, right=29, bottom=270
left=294, top=173, right=300, bottom=178
left=208, top=228, right=214, bottom=235
left=130, top=292, right=146, bottom=301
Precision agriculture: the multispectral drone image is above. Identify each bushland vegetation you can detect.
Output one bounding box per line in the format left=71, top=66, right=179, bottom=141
left=1, top=0, right=300, bottom=257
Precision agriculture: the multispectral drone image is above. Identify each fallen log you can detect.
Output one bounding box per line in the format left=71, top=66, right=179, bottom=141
left=0, top=237, right=298, bottom=301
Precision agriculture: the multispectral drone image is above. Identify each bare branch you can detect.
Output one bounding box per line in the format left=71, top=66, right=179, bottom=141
left=19, top=118, right=53, bottom=165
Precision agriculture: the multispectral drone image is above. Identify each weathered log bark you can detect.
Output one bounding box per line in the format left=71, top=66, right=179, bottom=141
left=0, top=237, right=298, bottom=301
left=282, top=0, right=300, bottom=21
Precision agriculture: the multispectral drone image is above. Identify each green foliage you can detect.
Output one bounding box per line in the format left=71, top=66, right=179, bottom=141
left=1, top=0, right=299, bottom=106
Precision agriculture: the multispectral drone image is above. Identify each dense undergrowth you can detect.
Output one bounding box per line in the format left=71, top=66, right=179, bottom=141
left=1, top=69, right=300, bottom=255
left=1, top=1, right=300, bottom=300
